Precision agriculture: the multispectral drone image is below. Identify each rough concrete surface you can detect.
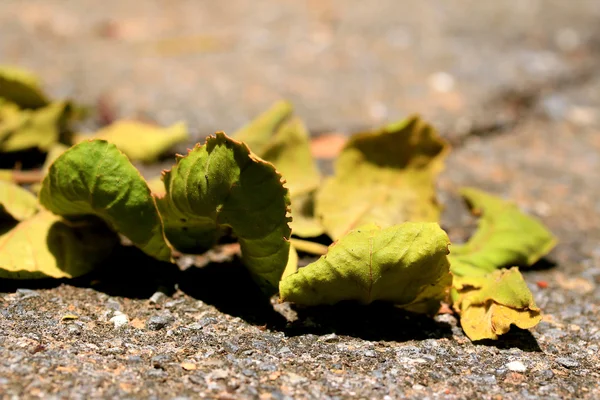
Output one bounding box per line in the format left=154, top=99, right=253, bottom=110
left=1, top=1, right=600, bottom=399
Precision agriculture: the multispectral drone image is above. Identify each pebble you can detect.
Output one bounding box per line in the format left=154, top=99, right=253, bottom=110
left=555, top=357, right=579, bottom=369
left=319, top=333, right=339, bottom=343
left=149, top=291, right=166, bottom=304
left=146, top=314, right=174, bottom=331
left=505, top=361, right=527, bottom=372
left=152, top=354, right=172, bottom=369
left=67, top=324, right=82, bottom=335
left=109, top=311, right=129, bottom=329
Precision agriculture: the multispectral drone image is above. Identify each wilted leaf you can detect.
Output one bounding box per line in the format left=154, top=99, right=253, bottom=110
left=452, top=268, right=542, bottom=341
left=39, top=140, right=172, bottom=262
left=280, top=222, right=451, bottom=314
left=75, top=120, right=189, bottom=163
left=157, top=132, right=292, bottom=292
left=0, top=101, right=72, bottom=152
left=315, top=116, right=449, bottom=240
left=0, top=211, right=118, bottom=279
left=0, top=181, right=38, bottom=220
left=450, top=188, right=557, bottom=277
left=0, top=65, right=49, bottom=109
left=233, top=100, right=293, bottom=156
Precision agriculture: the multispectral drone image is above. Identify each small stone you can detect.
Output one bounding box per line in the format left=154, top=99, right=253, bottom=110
left=151, top=354, right=171, bottom=369
left=149, top=291, right=166, bottom=304
left=286, top=372, right=307, bottom=384
left=146, top=369, right=168, bottom=378
left=505, top=361, right=527, bottom=372
left=556, top=357, right=579, bottom=369
left=181, top=362, right=197, bottom=371
left=319, top=333, right=339, bottom=343
left=363, top=350, right=376, bottom=358
left=127, top=356, right=143, bottom=364
left=209, top=369, right=228, bottom=380
left=146, top=314, right=174, bottom=331
left=67, top=324, right=82, bottom=335
left=109, top=311, right=129, bottom=329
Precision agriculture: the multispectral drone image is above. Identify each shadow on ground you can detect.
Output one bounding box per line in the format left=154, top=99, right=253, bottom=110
left=178, top=260, right=288, bottom=329
left=80, top=246, right=180, bottom=299
left=285, top=303, right=453, bottom=342
left=473, top=328, right=542, bottom=352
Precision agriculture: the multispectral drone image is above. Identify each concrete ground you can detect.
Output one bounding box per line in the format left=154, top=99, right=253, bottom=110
left=1, top=1, right=599, bottom=398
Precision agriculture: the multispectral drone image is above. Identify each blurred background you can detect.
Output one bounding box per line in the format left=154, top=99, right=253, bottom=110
left=1, top=0, right=599, bottom=140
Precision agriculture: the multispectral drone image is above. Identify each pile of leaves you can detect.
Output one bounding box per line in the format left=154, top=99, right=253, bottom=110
left=0, top=67, right=557, bottom=341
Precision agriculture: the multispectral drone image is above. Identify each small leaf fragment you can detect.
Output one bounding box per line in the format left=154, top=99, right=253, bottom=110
left=39, top=140, right=172, bottom=262
left=280, top=222, right=451, bottom=314
left=0, top=65, right=49, bottom=109
left=233, top=100, right=294, bottom=156
left=452, top=268, right=542, bottom=341
left=450, top=188, right=557, bottom=277
left=0, top=211, right=118, bottom=279
left=0, top=181, right=38, bottom=221
left=315, top=116, right=449, bottom=240
left=157, top=132, right=291, bottom=293
left=75, top=120, right=189, bottom=163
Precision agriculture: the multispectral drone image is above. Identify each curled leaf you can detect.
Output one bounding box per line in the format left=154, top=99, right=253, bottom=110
left=0, top=211, right=118, bottom=279
left=452, top=268, right=542, bottom=341
left=0, top=65, right=49, bottom=109
left=39, top=140, right=172, bottom=262
left=75, top=120, right=189, bottom=163
left=450, top=188, right=557, bottom=277
left=0, top=181, right=38, bottom=221
left=315, top=116, right=449, bottom=240
left=157, top=132, right=292, bottom=293
left=280, top=222, right=451, bottom=314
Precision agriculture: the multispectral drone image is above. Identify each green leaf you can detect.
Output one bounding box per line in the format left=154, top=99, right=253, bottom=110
left=233, top=100, right=294, bottom=156
left=315, top=116, right=449, bottom=240
left=75, top=120, right=189, bottom=163
left=0, top=211, right=118, bottom=279
left=0, top=65, right=49, bottom=109
left=452, top=267, right=542, bottom=341
left=0, top=181, right=38, bottom=221
left=279, top=222, right=451, bottom=314
left=450, top=188, right=557, bottom=277
left=0, top=101, right=72, bottom=152
left=39, top=139, right=172, bottom=262
left=157, top=132, right=292, bottom=293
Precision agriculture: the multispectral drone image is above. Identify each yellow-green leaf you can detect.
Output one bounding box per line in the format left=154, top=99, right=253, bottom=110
left=450, top=188, right=557, bottom=277
left=233, top=100, right=294, bottom=156
left=39, top=140, right=172, bottom=262
left=0, top=65, right=49, bottom=109
left=452, top=268, right=542, bottom=341
left=0, top=101, right=72, bottom=152
left=280, top=222, right=451, bottom=314
left=0, top=181, right=38, bottom=221
left=157, top=132, right=292, bottom=293
left=261, top=117, right=324, bottom=237
left=74, top=120, right=189, bottom=163
left=0, top=211, right=118, bottom=279
left=315, top=116, right=449, bottom=240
